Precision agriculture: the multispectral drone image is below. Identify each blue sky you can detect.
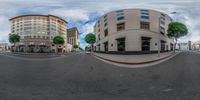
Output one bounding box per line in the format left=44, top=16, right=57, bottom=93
left=0, top=0, right=200, bottom=48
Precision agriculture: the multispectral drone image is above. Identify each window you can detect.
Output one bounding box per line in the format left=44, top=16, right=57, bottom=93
left=161, top=13, right=165, bottom=17
left=160, top=26, right=165, bottom=35
left=141, top=16, right=149, bottom=19
left=104, top=15, right=107, bottom=18
left=98, top=44, right=101, bottom=51
left=116, top=10, right=124, bottom=21
left=98, top=34, right=100, bottom=40
left=140, top=22, right=150, bottom=30
left=117, top=13, right=124, bottom=16
left=161, top=40, right=166, bottom=51
left=104, top=29, right=108, bottom=37
left=116, top=38, right=125, bottom=51
left=117, top=23, right=125, bottom=31
left=160, top=20, right=165, bottom=25
left=116, top=10, right=124, bottom=13
left=104, top=22, right=108, bottom=27
left=104, top=18, right=107, bottom=22
left=140, top=10, right=149, bottom=12
left=160, top=17, right=165, bottom=21
left=117, top=16, right=124, bottom=21
left=104, top=15, right=108, bottom=22
left=140, top=10, right=149, bottom=22
left=141, top=12, right=149, bottom=15
left=104, top=42, right=108, bottom=52
left=141, top=37, right=151, bottom=51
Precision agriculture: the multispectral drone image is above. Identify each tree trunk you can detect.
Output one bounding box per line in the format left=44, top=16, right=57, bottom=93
left=14, top=42, right=16, bottom=52
left=91, top=44, right=93, bottom=52
left=173, top=38, right=177, bottom=54
left=56, top=44, right=58, bottom=54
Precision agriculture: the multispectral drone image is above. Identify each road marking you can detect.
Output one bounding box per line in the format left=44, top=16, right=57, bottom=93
left=161, top=88, right=173, bottom=92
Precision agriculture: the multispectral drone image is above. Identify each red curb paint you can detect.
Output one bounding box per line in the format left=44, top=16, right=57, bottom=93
left=92, top=53, right=173, bottom=65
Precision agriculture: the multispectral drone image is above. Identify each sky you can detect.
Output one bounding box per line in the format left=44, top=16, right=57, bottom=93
left=0, top=0, right=200, bottom=48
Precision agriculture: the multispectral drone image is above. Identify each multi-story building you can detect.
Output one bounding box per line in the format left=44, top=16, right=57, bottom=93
left=9, top=14, right=67, bottom=53
left=94, top=9, right=174, bottom=54
left=67, top=27, right=79, bottom=47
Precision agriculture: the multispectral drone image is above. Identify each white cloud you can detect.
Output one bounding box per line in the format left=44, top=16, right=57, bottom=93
left=50, top=9, right=89, bottom=22
left=78, top=22, right=95, bottom=47
left=0, top=16, right=10, bottom=42
left=81, top=23, right=95, bottom=36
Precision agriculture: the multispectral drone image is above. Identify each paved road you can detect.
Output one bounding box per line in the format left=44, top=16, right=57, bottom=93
left=0, top=51, right=200, bottom=100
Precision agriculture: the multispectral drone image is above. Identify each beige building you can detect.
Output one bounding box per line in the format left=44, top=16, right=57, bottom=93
left=192, top=44, right=200, bottom=50
left=67, top=27, right=79, bottom=47
left=9, top=14, right=67, bottom=53
left=94, top=9, right=174, bottom=54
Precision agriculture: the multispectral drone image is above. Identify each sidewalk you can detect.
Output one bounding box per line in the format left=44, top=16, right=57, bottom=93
left=93, top=51, right=177, bottom=65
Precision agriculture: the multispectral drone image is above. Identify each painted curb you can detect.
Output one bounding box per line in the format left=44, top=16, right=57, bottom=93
left=92, top=53, right=177, bottom=65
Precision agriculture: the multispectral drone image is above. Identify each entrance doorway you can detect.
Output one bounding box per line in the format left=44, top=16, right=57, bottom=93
left=116, top=38, right=125, bottom=51
left=104, top=41, right=108, bottom=52
left=141, top=37, right=151, bottom=51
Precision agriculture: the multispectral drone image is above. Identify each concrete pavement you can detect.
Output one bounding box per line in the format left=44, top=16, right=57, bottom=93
left=0, top=51, right=200, bottom=100
left=93, top=52, right=174, bottom=63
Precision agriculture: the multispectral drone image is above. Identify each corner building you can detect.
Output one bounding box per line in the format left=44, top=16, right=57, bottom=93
left=9, top=14, right=67, bottom=53
left=94, top=9, right=174, bottom=54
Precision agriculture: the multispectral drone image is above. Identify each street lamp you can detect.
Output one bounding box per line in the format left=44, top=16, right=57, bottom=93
left=158, top=17, right=162, bottom=57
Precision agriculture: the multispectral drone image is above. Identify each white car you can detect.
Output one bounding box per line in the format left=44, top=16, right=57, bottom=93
left=85, top=51, right=91, bottom=54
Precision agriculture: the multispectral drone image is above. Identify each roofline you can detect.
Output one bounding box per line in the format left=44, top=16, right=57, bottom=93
left=67, top=27, right=79, bottom=33
left=9, top=14, right=68, bottom=23
left=95, top=8, right=173, bottom=25
left=67, top=27, right=78, bottom=30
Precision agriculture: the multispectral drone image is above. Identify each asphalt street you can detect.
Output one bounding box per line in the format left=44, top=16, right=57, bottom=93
left=0, top=51, right=200, bottom=100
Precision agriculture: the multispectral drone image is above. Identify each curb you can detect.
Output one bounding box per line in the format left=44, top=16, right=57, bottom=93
left=92, top=53, right=177, bottom=65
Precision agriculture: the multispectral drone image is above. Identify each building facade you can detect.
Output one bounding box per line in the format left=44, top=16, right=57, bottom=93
left=9, top=14, right=67, bottom=53
left=178, top=43, right=189, bottom=50
left=94, top=9, right=174, bottom=54
left=192, top=44, right=200, bottom=50
left=67, top=27, right=79, bottom=48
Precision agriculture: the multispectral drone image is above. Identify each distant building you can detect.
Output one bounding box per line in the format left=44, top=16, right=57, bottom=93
left=0, top=43, right=9, bottom=52
left=178, top=43, right=189, bottom=50
left=9, top=14, right=68, bottom=53
left=67, top=27, right=79, bottom=48
left=192, top=44, right=200, bottom=50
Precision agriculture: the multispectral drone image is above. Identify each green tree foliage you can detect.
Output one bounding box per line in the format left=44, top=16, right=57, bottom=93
left=85, top=33, right=96, bottom=51
left=53, top=36, right=65, bottom=45
left=167, top=22, right=188, bottom=52
left=73, top=44, right=79, bottom=49
left=84, top=33, right=96, bottom=45
left=9, top=34, right=20, bottom=43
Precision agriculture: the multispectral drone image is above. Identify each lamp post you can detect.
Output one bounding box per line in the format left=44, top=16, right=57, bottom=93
left=158, top=17, right=161, bottom=57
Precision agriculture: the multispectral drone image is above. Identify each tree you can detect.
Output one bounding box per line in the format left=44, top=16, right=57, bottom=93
left=84, top=33, right=96, bottom=51
left=9, top=33, right=20, bottom=52
left=73, top=44, right=79, bottom=49
left=73, top=44, right=79, bottom=51
left=53, top=36, right=65, bottom=53
left=167, top=22, right=188, bottom=53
